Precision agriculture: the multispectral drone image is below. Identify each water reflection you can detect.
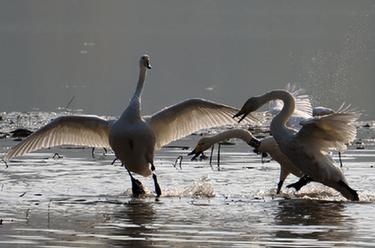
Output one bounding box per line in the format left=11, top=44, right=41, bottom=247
left=107, top=199, right=156, bottom=247
left=273, top=199, right=355, bottom=244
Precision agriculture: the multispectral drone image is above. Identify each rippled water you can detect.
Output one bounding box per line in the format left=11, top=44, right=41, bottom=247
left=0, top=113, right=375, bottom=247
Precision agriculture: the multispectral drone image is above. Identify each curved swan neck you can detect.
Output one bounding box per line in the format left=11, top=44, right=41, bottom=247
left=210, top=129, right=256, bottom=145
left=261, top=90, right=295, bottom=127
left=133, top=66, right=148, bottom=99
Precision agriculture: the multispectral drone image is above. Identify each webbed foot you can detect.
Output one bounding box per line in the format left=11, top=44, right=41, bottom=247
left=286, top=175, right=312, bottom=191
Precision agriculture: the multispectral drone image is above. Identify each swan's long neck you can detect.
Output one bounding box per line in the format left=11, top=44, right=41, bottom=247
left=209, top=129, right=257, bottom=146
left=261, top=90, right=295, bottom=128
left=258, top=90, right=295, bottom=143
left=133, top=66, right=147, bottom=99
left=120, top=66, right=147, bottom=121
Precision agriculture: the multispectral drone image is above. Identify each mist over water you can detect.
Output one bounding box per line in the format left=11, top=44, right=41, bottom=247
left=0, top=1, right=374, bottom=118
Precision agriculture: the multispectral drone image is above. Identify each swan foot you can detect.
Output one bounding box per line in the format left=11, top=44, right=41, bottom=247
left=286, top=175, right=312, bottom=191
left=153, top=174, right=162, bottom=197
left=130, top=177, right=146, bottom=197
left=338, top=180, right=359, bottom=201
left=125, top=166, right=146, bottom=197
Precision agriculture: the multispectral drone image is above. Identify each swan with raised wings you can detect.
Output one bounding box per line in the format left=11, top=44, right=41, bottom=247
left=4, top=55, right=256, bottom=197
left=234, top=90, right=360, bottom=201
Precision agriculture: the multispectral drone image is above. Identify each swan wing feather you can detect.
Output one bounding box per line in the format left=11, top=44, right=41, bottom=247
left=4, top=115, right=111, bottom=161
left=269, top=84, right=313, bottom=118
left=148, top=98, right=258, bottom=149
left=295, top=106, right=360, bottom=151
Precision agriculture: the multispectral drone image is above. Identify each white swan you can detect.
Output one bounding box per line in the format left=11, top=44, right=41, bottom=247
left=188, top=129, right=304, bottom=193
left=234, top=90, right=360, bottom=201
left=4, top=55, right=257, bottom=197
left=268, top=83, right=313, bottom=130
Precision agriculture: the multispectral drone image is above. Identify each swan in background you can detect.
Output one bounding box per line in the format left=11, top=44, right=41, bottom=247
left=234, top=90, right=360, bottom=201
left=4, top=55, right=257, bottom=197
left=188, top=129, right=305, bottom=193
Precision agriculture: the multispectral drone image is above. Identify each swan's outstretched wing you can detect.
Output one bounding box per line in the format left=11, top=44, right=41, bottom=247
left=269, top=84, right=313, bottom=120
left=147, top=98, right=258, bottom=149
left=4, top=115, right=112, bottom=161
left=295, top=106, right=360, bottom=152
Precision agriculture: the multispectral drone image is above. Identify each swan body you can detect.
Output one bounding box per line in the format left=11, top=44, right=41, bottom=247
left=4, top=55, right=257, bottom=196
left=235, top=90, right=360, bottom=201
left=189, top=129, right=303, bottom=193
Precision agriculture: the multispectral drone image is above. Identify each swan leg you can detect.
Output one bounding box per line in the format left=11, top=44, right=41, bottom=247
left=209, top=145, right=215, bottom=167
left=91, top=147, right=95, bottom=158
left=276, top=180, right=284, bottom=194
left=111, top=158, right=119, bottom=165
left=338, top=151, right=343, bottom=168
left=286, top=175, right=312, bottom=191
left=277, top=169, right=289, bottom=194
left=151, top=163, right=162, bottom=197
left=125, top=165, right=146, bottom=197
left=217, top=143, right=221, bottom=170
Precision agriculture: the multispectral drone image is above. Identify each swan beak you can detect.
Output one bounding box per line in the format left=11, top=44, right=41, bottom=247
left=188, top=149, right=202, bottom=161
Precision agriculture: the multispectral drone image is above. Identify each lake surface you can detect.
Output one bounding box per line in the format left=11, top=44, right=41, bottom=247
left=0, top=112, right=375, bottom=247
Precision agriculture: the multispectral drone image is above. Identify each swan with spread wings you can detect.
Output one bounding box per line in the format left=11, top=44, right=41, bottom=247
left=4, top=55, right=256, bottom=197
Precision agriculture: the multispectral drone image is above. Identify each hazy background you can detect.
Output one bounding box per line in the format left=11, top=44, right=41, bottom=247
left=1, top=0, right=374, bottom=119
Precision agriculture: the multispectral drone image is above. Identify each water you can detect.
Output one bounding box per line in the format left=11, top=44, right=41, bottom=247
left=0, top=112, right=375, bottom=247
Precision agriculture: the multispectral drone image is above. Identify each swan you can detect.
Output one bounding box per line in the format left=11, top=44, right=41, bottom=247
left=269, top=84, right=344, bottom=167
left=234, top=90, right=360, bottom=201
left=3, top=55, right=257, bottom=197
left=188, top=129, right=305, bottom=193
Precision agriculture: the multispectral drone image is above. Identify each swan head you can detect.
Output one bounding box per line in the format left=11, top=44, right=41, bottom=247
left=140, top=54, right=152, bottom=69
left=233, top=97, right=262, bottom=123
left=188, top=137, right=212, bottom=160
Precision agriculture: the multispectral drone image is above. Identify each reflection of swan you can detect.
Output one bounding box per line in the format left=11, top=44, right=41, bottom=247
left=189, top=129, right=304, bottom=193
left=4, top=55, right=256, bottom=197
left=272, top=199, right=353, bottom=243
left=234, top=90, right=360, bottom=201
left=108, top=199, right=155, bottom=248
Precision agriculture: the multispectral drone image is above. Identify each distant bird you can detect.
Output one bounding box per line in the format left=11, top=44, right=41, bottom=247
left=189, top=129, right=305, bottom=193
left=234, top=90, right=360, bottom=201
left=4, top=55, right=256, bottom=197
left=9, top=128, right=33, bottom=138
